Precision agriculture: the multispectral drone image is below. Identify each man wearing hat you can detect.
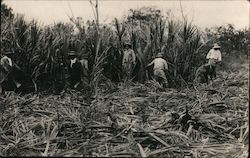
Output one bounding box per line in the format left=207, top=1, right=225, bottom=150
left=206, top=43, right=222, bottom=78
left=122, top=42, right=136, bottom=81
left=68, top=50, right=83, bottom=89
left=0, top=50, right=21, bottom=93
left=146, top=52, right=168, bottom=88
left=1, top=51, right=13, bottom=72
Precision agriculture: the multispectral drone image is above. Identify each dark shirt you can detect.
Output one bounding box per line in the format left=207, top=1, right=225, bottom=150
left=69, top=60, right=83, bottom=85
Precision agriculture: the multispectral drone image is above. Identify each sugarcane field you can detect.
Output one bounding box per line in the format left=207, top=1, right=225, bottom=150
left=0, top=0, right=249, bottom=157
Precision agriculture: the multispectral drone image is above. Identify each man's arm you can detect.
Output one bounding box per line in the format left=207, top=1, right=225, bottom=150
left=146, top=60, right=154, bottom=68
left=218, top=51, right=222, bottom=62
left=216, top=51, right=222, bottom=67
left=164, top=60, right=168, bottom=70
left=206, top=50, right=212, bottom=59
left=131, top=50, right=136, bottom=65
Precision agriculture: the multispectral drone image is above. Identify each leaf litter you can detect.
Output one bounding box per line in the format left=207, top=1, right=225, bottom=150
left=0, top=66, right=248, bottom=157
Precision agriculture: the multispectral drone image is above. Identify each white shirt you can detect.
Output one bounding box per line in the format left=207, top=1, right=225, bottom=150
left=70, top=58, right=77, bottom=68
left=149, top=58, right=168, bottom=70
left=206, top=49, right=222, bottom=61
left=0, top=56, right=13, bottom=67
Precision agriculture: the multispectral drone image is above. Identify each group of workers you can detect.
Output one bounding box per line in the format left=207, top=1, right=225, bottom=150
left=0, top=42, right=222, bottom=93
left=122, top=42, right=222, bottom=87
left=195, top=43, right=222, bottom=84
left=0, top=49, right=89, bottom=93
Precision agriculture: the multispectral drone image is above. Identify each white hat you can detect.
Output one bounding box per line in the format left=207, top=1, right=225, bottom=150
left=213, top=43, right=221, bottom=49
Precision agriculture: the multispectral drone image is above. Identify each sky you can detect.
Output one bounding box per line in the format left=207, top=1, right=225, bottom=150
left=3, top=0, right=250, bottom=30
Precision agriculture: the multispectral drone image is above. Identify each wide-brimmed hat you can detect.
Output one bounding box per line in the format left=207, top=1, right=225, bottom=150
left=213, top=43, right=221, bottom=49
left=81, top=53, right=88, bottom=59
left=68, top=51, right=77, bottom=56
left=3, top=49, right=14, bottom=55
left=156, top=53, right=164, bottom=58
left=124, top=42, right=131, bottom=47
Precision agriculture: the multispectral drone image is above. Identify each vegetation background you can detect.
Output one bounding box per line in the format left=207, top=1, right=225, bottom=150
left=0, top=2, right=249, bottom=157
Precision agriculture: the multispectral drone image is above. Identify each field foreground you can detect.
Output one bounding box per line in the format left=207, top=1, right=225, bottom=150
left=0, top=60, right=249, bottom=157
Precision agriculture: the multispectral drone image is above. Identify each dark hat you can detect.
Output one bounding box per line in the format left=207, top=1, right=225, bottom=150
left=4, top=51, right=14, bottom=55
left=4, top=50, right=14, bottom=55
left=124, top=42, right=131, bottom=47
left=68, top=50, right=77, bottom=56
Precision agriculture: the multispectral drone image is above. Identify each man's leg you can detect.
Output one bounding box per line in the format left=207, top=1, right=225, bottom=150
left=70, top=77, right=76, bottom=88
left=204, top=73, right=209, bottom=84
left=211, top=65, right=216, bottom=79
left=123, top=62, right=132, bottom=81
left=159, top=76, right=168, bottom=88
left=155, top=70, right=168, bottom=88
left=122, top=63, right=127, bottom=81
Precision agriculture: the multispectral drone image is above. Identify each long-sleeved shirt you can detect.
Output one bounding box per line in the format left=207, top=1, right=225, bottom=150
left=206, top=49, right=222, bottom=61
left=122, top=49, right=136, bottom=66
left=148, top=58, right=168, bottom=70
left=70, top=58, right=77, bottom=68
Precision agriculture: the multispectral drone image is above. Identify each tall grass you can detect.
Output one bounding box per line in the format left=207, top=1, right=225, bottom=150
left=1, top=10, right=221, bottom=90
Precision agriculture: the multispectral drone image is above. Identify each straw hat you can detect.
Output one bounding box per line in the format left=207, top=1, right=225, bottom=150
left=156, top=52, right=164, bottom=58
left=213, top=43, right=221, bottom=49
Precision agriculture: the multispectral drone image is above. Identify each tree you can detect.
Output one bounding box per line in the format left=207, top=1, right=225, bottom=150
left=1, top=2, right=14, bottom=23
left=205, top=24, right=249, bottom=54
left=1, top=3, right=14, bottom=53
left=127, top=6, right=163, bottom=25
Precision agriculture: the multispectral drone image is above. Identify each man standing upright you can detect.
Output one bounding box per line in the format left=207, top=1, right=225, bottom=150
left=122, top=42, right=136, bottom=81
left=206, top=43, right=222, bottom=78
left=68, top=51, right=83, bottom=89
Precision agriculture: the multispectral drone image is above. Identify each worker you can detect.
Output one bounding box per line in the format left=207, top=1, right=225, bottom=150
left=68, top=51, right=83, bottom=89
left=122, top=42, right=136, bottom=81
left=206, top=43, right=222, bottom=78
left=0, top=50, right=21, bottom=93
left=146, top=52, right=168, bottom=88
left=194, top=63, right=214, bottom=84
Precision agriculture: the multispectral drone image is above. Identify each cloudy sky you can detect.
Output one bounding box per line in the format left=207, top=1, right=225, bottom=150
left=3, top=0, right=249, bottom=30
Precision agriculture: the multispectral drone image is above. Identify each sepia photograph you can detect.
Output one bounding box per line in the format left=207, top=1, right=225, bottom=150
left=0, top=0, right=249, bottom=157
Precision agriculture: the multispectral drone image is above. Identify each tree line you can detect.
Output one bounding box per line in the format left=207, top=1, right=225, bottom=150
left=1, top=4, right=249, bottom=93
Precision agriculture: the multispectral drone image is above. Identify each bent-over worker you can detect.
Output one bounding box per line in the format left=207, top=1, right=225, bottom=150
left=146, top=52, right=168, bottom=88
